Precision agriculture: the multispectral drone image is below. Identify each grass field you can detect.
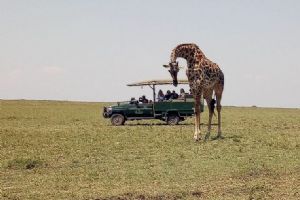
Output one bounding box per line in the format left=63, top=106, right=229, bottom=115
left=1, top=100, right=299, bottom=200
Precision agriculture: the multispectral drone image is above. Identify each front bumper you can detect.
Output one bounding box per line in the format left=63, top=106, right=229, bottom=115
left=102, top=106, right=112, bottom=118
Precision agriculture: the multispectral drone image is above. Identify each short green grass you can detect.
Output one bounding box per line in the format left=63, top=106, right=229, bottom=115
left=1, top=100, right=299, bottom=200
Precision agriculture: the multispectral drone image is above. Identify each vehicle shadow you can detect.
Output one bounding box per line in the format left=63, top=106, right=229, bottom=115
left=123, top=123, right=219, bottom=127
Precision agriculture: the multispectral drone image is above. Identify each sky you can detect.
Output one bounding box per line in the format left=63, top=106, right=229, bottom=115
left=0, top=0, right=299, bottom=108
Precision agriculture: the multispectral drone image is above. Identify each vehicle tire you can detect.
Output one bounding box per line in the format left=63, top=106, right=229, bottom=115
left=111, top=114, right=125, bottom=126
left=167, top=115, right=180, bottom=125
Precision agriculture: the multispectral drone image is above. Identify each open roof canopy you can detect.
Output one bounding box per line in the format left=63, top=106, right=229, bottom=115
left=127, top=79, right=189, bottom=87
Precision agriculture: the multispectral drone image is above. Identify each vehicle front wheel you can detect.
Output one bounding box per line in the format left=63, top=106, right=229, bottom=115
left=167, top=115, right=179, bottom=125
left=111, top=114, right=125, bottom=126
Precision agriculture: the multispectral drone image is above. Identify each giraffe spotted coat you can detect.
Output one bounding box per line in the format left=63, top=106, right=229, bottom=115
left=165, top=43, right=224, bottom=141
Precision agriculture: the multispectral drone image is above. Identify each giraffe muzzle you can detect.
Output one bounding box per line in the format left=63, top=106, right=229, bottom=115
left=173, top=79, right=178, bottom=87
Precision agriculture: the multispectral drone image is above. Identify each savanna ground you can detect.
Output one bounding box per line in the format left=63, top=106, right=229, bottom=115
left=0, top=100, right=299, bottom=200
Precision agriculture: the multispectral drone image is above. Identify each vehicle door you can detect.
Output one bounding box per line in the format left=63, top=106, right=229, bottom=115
left=126, top=103, right=154, bottom=118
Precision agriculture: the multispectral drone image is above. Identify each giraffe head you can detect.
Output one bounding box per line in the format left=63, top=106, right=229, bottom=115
left=163, top=61, right=180, bottom=86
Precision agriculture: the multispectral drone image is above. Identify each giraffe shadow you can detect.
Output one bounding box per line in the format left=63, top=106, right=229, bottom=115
left=207, top=134, right=243, bottom=141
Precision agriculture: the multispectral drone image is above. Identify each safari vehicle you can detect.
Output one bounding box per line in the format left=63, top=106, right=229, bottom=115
left=103, top=79, right=204, bottom=125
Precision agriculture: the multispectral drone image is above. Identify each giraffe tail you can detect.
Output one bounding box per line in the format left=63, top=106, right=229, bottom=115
left=210, top=98, right=216, bottom=117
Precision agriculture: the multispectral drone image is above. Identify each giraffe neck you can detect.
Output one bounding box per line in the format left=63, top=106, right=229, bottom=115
left=170, top=43, right=206, bottom=69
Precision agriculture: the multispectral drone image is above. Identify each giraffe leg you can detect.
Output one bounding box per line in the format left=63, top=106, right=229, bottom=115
left=194, top=96, right=201, bottom=141
left=204, top=92, right=213, bottom=141
left=215, top=86, right=224, bottom=139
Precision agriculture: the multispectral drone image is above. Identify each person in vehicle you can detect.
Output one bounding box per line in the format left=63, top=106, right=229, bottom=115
left=157, top=89, right=164, bottom=102
left=179, top=88, right=186, bottom=99
left=164, top=90, right=172, bottom=100
left=139, top=95, right=149, bottom=103
left=130, top=97, right=138, bottom=104
left=171, top=90, right=179, bottom=99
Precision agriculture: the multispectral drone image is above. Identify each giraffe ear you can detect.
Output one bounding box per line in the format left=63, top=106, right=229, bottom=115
left=163, top=64, right=170, bottom=68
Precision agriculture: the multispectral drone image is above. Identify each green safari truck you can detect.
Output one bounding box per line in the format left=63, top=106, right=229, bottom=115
left=103, top=79, right=204, bottom=125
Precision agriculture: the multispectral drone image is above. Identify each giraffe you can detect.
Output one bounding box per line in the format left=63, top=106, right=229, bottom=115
left=163, top=43, right=224, bottom=141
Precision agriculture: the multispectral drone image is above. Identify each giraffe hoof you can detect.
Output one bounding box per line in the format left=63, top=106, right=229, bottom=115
left=194, top=135, right=201, bottom=141
left=212, top=135, right=224, bottom=140
left=218, top=135, right=225, bottom=139
left=204, top=133, right=210, bottom=141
